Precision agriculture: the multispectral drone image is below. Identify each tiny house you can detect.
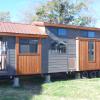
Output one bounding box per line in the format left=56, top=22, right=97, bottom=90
left=1, top=21, right=100, bottom=86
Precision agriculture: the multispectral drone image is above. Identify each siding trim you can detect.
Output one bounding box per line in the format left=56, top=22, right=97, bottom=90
left=76, top=38, right=79, bottom=71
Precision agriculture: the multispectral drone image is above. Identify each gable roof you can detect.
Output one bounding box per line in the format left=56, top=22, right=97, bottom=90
left=33, top=22, right=100, bottom=32
left=0, top=22, right=47, bottom=37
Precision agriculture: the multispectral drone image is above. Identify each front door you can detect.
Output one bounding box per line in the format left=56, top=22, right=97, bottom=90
left=0, top=37, right=7, bottom=71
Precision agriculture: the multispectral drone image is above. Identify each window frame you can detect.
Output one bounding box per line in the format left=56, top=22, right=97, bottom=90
left=88, top=31, right=96, bottom=38
left=19, top=38, right=39, bottom=55
left=88, top=40, right=96, bottom=63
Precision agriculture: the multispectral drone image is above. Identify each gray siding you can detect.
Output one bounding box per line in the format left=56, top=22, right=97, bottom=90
left=93, top=31, right=100, bottom=38
left=48, top=52, right=67, bottom=73
left=48, top=39, right=76, bottom=73
left=41, top=39, right=49, bottom=73
left=7, top=37, right=16, bottom=75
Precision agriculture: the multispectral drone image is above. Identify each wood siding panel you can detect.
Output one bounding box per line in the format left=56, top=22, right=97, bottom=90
left=17, top=55, right=40, bottom=74
left=79, top=39, right=100, bottom=71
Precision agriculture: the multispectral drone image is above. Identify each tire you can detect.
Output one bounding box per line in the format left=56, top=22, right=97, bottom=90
left=89, top=71, right=96, bottom=78
left=81, top=72, right=88, bottom=78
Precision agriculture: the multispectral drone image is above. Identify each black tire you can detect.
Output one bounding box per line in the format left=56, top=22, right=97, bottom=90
left=89, top=71, right=97, bottom=78
left=98, top=71, right=100, bottom=77
left=81, top=72, right=88, bottom=78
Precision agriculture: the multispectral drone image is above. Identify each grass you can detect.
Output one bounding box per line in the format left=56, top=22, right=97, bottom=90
left=0, top=77, right=100, bottom=100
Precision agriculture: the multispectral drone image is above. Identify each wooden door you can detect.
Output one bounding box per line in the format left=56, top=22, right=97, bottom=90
left=79, top=39, right=100, bottom=71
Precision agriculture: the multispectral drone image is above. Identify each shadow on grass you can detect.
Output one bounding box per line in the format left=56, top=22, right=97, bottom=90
left=0, top=73, right=78, bottom=100
left=0, top=76, right=45, bottom=100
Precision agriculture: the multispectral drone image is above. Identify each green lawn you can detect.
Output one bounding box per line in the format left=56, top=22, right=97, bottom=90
left=0, top=77, right=100, bottom=100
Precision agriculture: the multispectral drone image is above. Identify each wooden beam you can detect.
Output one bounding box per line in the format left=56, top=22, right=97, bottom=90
left=0, top=32, right=48, bottom=38
left=16, top=37, right=19, bottom=74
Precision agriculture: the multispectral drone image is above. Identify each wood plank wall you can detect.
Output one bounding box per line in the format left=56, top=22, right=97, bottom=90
left=79, top=38, right=100, bottom=71
left=18, top=55, right=40, bottom=74
left=16, top=37, right=42, bottom=75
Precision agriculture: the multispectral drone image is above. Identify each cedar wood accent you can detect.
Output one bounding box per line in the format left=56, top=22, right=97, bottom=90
left=0, top=32, right=48, bottom=38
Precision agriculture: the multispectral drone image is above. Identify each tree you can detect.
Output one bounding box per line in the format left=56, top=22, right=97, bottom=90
left=32, top=0, right=95, bottom=26
left=0, top=12, right=11, bottom=22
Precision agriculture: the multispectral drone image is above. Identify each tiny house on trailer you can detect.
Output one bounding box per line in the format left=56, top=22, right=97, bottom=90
left=33, top=22, right=100, bottom=79
left=1, top=21, right=100, bottom=86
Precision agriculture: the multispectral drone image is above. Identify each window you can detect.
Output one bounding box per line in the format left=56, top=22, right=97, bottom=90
left=50, top=41, right=66, bottom=54
left=88, top=40, right=95, bottom=62
left=57, top=43, right=66, bottom=53
left=58, top=28, right=67, bottom=36
left=19, top=38, right=38, bottom=54
left=80, top=31, right=96, bottom=38
left=88, top=31, right=95, bottom=38
left=81, top=31, right=88, bottom=37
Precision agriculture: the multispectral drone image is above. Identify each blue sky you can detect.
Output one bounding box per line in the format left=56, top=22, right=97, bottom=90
left=0, top=0, right=100, bottom=27
left=0, top=0, right=47, bottom=22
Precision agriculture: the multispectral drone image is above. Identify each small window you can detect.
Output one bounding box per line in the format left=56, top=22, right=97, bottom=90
left=57, top=43, right=66, bottom=53
left=50, top=41, right=66, bottom=54
left=88, top=40, right=95, bottom=62
left=88, top=31, right=95, bottom=38
left=58, top=28, right=67, bottom=36
left=81, top=31, right=88, bottom=37
left=19, top=38, right=38, bottom=54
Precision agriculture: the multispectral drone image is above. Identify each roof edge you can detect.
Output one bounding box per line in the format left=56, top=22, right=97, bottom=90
left=32, top=21, right=100, bottom=32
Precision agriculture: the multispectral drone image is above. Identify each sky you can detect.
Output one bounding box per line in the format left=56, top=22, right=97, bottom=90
left=0, top=0, right=47, bottom=22
left=0, top=0, right=100, bottom=27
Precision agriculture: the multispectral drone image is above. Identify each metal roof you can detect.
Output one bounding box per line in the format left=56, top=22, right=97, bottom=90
left=0, top=22, right=47, bottom=36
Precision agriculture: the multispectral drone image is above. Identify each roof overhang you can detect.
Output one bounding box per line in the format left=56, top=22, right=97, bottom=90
left=0, top=32, right=48, bottom=38
left=33, top=22, right=100, bottom=32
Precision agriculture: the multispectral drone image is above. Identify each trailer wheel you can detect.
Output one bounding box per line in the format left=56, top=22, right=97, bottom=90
left=97, top=71, right=100, bottom=77
left=89, top=71, right=96, bottom=78
left=81, top=72, right=88, bottom=78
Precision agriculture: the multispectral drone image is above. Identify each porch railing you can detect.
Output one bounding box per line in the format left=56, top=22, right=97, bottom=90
left=0, top=54, right=6, bottom=71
